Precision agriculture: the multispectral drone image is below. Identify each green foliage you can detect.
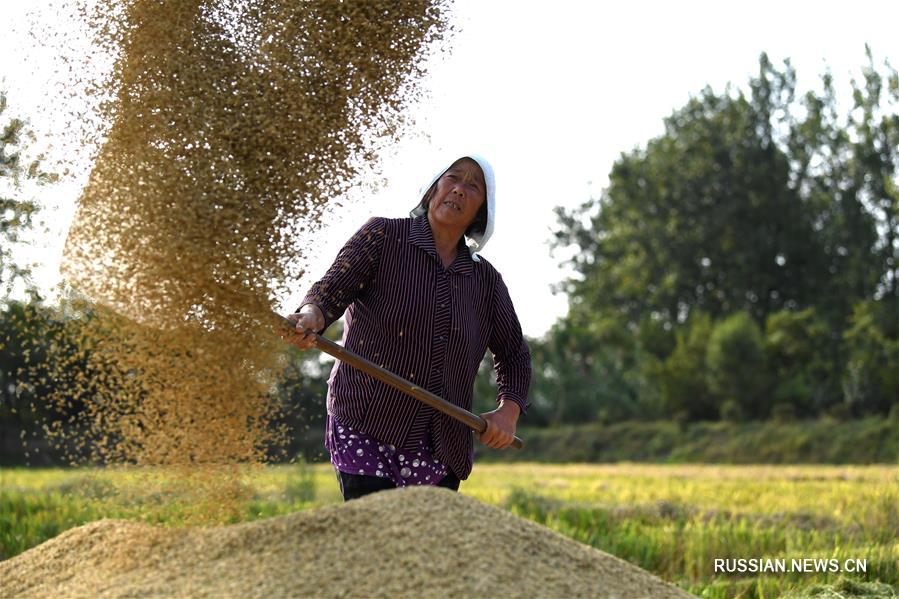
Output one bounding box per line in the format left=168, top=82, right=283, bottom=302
left=0, top=488, right=99, bottom=560
left=654, top=311, right=715, bottom=421
left=545, top=51, right=899, bottom=424
left=525, top=315, right=650, bottom=425
left=765, top=308, right=836, bottom=414
left=771, top=402, right=798, bottom=423
left=478, top=418, right=899, bottom=465
left=706, top=311, right=769, bottom=419
left=784, top=577, right=899, bottom=598
left=554, top=55, right=826, bottom=332
left=472, top=352, right=500, bottom=417
left=719, top=399, right=744, bottom=423
left=0, top=299, right=115, bottom=466
left=1, top=302, right=68, bottom=460
left=260, top=340, right=334, bottom=463
left=826, top=403, right=853, bottom=422
left=282, top=457, right=316, bottom=503
left=843, top=300, right=899, bottom=416
left=0, top=90, right=57, bottom=301
left=849, top=47, right=899, bottom=308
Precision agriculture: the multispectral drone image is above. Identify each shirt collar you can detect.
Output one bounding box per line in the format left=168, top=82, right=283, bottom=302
left=409, top=215, right=474, bottom=277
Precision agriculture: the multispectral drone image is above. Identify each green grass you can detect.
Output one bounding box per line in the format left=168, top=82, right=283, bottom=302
left=783, top=577, right=899, bottom=598
left=479, top=418, right=899, bottom=464
left=2, top=463, right=897, bottom=598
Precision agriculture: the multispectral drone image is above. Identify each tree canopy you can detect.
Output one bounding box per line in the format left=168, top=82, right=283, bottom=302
left=542, top=51, right=899, bottom=423
left=0, top=90, right=57, bottom=302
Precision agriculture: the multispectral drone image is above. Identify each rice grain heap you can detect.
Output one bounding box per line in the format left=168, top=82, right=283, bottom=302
left=30, top=0, right=451, bottom=488
left=0, top=486, right=694, bottom=598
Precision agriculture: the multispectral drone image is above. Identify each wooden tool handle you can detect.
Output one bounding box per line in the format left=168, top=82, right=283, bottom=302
left=274, top=312, right=524, bottom=450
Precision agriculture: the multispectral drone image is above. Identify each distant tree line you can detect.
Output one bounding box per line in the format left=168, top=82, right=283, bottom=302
left=1, top=91, right=67, bottom=463
left=512, top=50, right=899, bottom=426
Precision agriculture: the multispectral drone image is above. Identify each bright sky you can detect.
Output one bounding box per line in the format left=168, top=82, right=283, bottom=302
left=4, top=0, right=899, bottom=337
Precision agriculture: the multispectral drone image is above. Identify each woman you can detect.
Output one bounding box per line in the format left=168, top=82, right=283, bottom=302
left=288, top=155, right=531, bottom=501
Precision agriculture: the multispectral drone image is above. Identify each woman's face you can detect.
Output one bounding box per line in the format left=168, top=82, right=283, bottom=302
left=427, top=158, right=486, bottom=234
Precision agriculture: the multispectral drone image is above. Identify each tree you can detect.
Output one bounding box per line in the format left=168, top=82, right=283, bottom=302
left=706, top=312, right=769, bottom=420
left=549, top=52, right=899, bottom=421
left=653, top=311, right=715, bottom=421
left=842, top=299, right=899, bottom=416
left=849, top=47, right=899, bottom=309
left=784, top=65, right=881, bottom=329
left=764, top=308, right=834, bottom=414
left=0, top=90, right=57, bottom=301
left=0, top=300, right=94, bottom=465
left=554, top=56, right=825, bottom=335
left=0, top=92, right=62, bottom=463
left=530, top=315, right=648, bottom=425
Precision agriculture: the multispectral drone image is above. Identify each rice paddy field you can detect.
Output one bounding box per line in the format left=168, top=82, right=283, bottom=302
left=2, top=463, right=897, bottom=598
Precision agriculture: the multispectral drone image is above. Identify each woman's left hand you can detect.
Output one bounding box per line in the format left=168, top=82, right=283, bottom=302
left=478, top=400, right=520, bottom=449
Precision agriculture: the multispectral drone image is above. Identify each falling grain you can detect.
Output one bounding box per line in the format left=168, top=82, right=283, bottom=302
left=16, top=0, right=452, bottom=517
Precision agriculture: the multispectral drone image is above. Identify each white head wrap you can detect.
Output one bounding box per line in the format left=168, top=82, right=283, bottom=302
left=410, top=154, right=495, bottom=262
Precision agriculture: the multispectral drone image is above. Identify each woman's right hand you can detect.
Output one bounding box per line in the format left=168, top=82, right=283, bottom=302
left=286, top=304, right=325, bottom=350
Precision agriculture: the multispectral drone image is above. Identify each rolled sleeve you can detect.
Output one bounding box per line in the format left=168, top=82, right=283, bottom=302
left=297, top=217, right=386, bottom=330
left=487, top=273, right=532, bottom=415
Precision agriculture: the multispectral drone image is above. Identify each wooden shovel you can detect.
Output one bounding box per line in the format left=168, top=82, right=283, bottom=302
left=272, top=312, right=524, bottom=450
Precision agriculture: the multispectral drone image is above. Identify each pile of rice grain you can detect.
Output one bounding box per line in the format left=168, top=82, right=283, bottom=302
left=0, top=487, right=692, bottom=598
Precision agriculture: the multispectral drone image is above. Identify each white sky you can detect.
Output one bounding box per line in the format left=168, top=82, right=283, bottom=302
left=3, top=0, right=899, bottom=337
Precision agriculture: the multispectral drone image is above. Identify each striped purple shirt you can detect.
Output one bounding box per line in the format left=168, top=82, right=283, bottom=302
left=300, top=215, right=531, bottom=480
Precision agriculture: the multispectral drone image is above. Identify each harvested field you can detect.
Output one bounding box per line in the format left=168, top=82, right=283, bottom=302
left=0, top=485, right=692, bottom=598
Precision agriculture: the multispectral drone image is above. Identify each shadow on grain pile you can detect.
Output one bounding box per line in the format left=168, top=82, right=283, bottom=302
left=0, top=487, right=692, bottom=598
